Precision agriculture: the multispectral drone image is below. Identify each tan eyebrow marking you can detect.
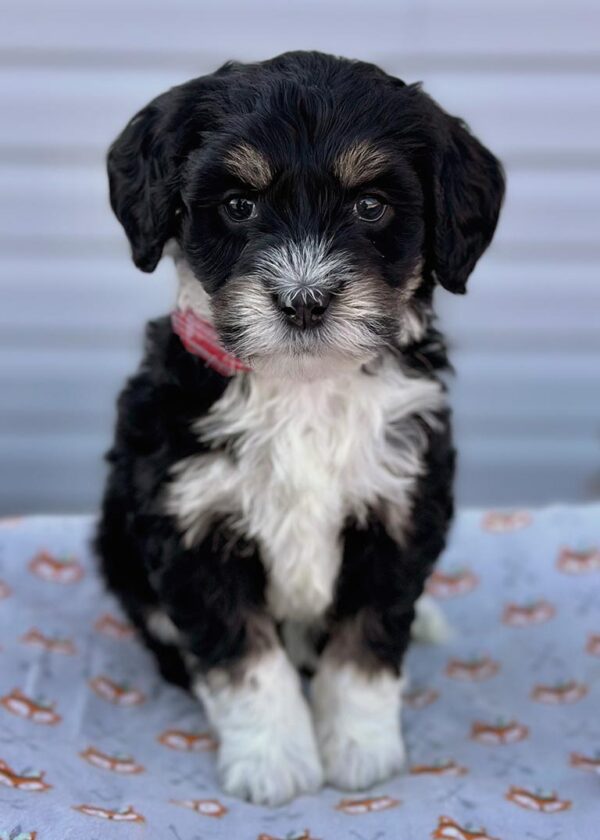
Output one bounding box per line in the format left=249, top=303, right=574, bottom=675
left=224, top=143, right=272, bottom=190
left=333, top=141, right=389, bottom=188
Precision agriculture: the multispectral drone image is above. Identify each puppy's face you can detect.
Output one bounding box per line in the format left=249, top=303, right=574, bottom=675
left=179, top=110, right=426, bottom=374
left=108, top=53, right=504, bottom=375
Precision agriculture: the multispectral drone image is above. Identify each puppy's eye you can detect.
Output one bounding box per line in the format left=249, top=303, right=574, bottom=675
left=224, top=196, right=257, bottom=222
left=355, top=195, right=387, bottom=222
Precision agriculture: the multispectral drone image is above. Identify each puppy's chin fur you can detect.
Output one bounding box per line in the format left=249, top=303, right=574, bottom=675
left=249, top=351, right=374, bottom=382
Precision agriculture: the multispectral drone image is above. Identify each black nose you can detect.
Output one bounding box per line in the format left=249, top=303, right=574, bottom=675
left=277, top=289, right=331, bottom=328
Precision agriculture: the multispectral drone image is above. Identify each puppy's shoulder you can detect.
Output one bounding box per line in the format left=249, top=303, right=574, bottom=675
left=110, top=316, right=229, bottom=458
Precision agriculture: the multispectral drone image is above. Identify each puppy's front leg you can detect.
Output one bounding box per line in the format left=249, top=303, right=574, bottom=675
left=193, top=640, right=323, bottom=805
left=312, top=625, right=407, bottom=792
left=157, top=529, right=322, bottom=806
left=312, top=516, right=438, bottom=791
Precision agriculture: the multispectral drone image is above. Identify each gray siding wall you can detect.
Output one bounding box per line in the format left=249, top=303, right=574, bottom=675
left=1, top=0, right=599, bottom=513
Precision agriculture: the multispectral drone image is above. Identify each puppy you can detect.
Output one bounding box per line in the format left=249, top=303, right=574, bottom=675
left=96, top=51, right=504, bottom=805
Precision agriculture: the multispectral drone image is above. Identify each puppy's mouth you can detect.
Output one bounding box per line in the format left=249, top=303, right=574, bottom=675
left=213, top=288, right=396, bottom=379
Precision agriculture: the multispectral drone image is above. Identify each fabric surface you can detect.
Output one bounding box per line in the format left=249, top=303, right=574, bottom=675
left=0, top=506, right=598, bottom=840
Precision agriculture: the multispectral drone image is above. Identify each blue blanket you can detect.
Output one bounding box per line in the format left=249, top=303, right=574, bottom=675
left=0, top=506, right=598, bottom=839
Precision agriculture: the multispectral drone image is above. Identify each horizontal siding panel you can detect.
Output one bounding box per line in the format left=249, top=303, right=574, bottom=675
left=2, top=68, right=598, bottom=159
left=4, top=1, right=599, bottom=57
left=0, top=447, right=107, bottom=515
left=455, top=460, right=597, bottom=507
left=1, top=0, right=599, bottom=512
left=0, top=67, right=187, bottom=154
left=413, top=0, right=600, bottom=57
left=0, top=256, right=172, bottom=336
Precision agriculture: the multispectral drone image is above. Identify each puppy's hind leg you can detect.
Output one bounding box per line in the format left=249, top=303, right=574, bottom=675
left=95, top=493, right=190, bottom=689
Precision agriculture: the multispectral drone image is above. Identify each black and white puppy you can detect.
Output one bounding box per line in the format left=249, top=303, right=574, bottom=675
left=96, top=51, right=504, bottom=806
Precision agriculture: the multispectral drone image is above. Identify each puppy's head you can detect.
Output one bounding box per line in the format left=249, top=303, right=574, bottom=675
left=108, top=52, right=504, bottom=377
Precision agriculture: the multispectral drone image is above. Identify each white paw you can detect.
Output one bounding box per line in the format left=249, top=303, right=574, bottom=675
left=318, top=721, right=405, bottom=791
left=312, top=661, right=406, bottom=791
left=218, top=727, right=323, bottom=806
left=195, top=648, right=323, bottom=806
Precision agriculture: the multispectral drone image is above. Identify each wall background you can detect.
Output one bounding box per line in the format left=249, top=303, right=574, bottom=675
left=2, top=0, right=599, bottom=514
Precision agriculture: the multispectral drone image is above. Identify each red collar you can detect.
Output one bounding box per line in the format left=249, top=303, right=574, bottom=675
left=171, top=309, right=252, bottom=376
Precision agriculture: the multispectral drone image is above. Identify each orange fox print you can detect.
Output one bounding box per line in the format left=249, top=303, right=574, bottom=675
left=426, top=569, right=478, bottom=599
left=0, top=833, right=37, bottom=840
left=89, top=676, right=145, bottom=706
left=586, top=634, right=600, bottom=656
left=404, top=687, right=440, bottom=709
left=481, top=510, right=531, bottom=533
left=0, top=689, right=61, bottom=725
left=336, top=795, right=400, bottom=814
left=556, top=546, right=600, bottom=574
left=502, top=600, right=555, bottom=626
left=28, top=550, right=84, bottom=583
left=170, top=799, right=228, bottom=818
left=94, top=613, right=135, bottom=639
left=21, top=628, right=76, bottom=655
left=158, top=729, right=218, bottom=752
left=446, top=656, right=500, bottom=681
left=471, top=720, right=529, bottom=745
left=531, top=680, right=588, bottom=704
left=411, top=759, right=468, bottom=776
left=73, top=804, right=145, bottom=822
left=0, top=759, right=51, bottom=792
left=570, top=751, right=600, bottom=772
left=0, top=580, right=10, bottom=600
left=432, top=816, right=500, bottom=840
left=506, top=786, right=571, bottom=813
left=80, top=746, right=144, bottom=774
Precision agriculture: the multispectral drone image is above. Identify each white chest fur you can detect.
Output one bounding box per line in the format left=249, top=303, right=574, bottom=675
left=167, top=359, right=445, bottom=621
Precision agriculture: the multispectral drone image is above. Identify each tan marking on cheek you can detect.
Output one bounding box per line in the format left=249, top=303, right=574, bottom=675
left=224, top=143, right=272, bottom=190
left=398, top=260, right=424, bottom=303
left=334, top=141, right=389, bottom=188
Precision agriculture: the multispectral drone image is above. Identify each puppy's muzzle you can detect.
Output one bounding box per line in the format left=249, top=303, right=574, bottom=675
left=275, top=288, right=332, bottom=329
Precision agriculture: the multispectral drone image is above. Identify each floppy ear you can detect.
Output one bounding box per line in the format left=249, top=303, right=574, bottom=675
left=107, top=92, right=185, bottom=273
left=425, top=113, right=505, bottom=294
left=108, top=67, right=236, bottom=272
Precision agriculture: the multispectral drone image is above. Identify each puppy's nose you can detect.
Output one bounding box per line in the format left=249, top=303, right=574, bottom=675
left=277, top=289, right=331, bottom=328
